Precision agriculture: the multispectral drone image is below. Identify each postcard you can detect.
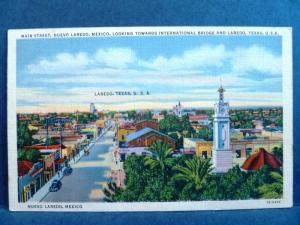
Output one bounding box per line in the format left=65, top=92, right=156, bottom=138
left=7, top=26, right=293, bottom=211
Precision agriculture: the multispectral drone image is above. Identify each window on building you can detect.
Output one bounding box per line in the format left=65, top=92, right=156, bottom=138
left=121, top=135, right=124, bottom=140
left=202, top=151, right=208, bottom=159
left=246, top=148, right=252, bottom=157
left=235, top=149, right=241, bottom=158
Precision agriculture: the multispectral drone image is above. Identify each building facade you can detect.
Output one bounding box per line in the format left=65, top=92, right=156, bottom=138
left=126, top=127, right=176, bottom=150
left=195, top=138, right=282, bottom=166
left=117, top=123, right=137, bottom=146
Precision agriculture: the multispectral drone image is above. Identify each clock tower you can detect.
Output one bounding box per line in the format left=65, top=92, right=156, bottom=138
left=212, top=85, right=232, bottom=173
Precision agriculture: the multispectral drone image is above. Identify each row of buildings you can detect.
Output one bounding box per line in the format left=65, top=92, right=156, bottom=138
left=115, top=120, right=176, bottom=161
left=17, top=111, right=106, bottom=202
left=113, top=85, right=283, bottom=174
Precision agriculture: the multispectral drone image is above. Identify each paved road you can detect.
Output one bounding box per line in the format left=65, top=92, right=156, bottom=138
left=42, top=130, right=115, bottom=202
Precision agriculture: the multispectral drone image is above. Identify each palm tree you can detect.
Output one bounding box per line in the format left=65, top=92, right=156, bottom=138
left=103, top=181, right=119, bottom=202
left=173, top=156, right=213, bottom=191
left=144, top=140, right=174, bottom=180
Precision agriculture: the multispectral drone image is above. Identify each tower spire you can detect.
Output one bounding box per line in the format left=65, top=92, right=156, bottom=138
left=218, top=78, right=225, bottom=102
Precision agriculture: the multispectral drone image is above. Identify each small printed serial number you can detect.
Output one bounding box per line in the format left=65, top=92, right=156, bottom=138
left=266, top=200, right=281, bottom=204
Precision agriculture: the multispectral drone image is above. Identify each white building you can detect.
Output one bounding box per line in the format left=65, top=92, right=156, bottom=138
left=212, top=85, right=233, bottom=173
left=173, top=101, right=183, bottom=118
left=90, top=103, right=96, bottom=114
left=183, top=138, right=203, bottom=149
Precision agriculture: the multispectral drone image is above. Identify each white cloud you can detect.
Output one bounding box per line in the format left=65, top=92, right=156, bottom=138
left=95, top=48, right=136, bottom=68
left=26, top=44, right=281, bottom=79
left=139, top=44, right=227, bottom=71
left=231, top=45, right=281, bottom=75
left=27, top=52, right=91, bottom=74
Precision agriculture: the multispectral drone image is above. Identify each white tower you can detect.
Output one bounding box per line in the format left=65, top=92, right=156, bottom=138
left=90, top=103, right=96, bottom=113
left=212, top=85, right=232, bottom=173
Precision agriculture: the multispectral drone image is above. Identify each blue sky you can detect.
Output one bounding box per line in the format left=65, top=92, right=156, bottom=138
left=16, top=35, right=282, bottom=112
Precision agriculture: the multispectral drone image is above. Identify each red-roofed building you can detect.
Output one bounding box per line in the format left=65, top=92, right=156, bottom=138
left=241, top=148, right=282, bottom=171
left=24, top=144, right=61, bottom=149
left=135, top=120, right=159, bottom=131
left=18, top=160, right=34, bottom=177
left=119, top=121, right=135, bottom=129
left=18, top=161, right=44, bottom=202
left=188, top=114, right=210, bottom=128
left=189, top=114, right=209, bottom=120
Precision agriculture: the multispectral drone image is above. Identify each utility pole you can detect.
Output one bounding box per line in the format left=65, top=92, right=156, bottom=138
left=45, top=116, right=49, bottom=150
left=60, top=120, right=63, bottom=159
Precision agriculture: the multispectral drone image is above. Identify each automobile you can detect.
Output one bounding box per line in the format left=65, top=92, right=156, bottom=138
left=63, top=167, right=73, bottom=176
left=49, top=179, right=62, bottom=192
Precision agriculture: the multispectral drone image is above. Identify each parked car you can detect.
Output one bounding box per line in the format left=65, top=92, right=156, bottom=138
left=63, top=166, right=73, bottom=176
left=49, top=179, right=62, bottom=192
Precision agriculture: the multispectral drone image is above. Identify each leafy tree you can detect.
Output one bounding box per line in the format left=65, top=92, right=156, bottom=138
left=17, top=148, right=27, bottom=160
left=103, top=182, right=123, bottom=202
left=161, top=110, right=168, bottom=117
left=144, top=141, right=174, bottom=181
left=143, top=110, right=153, bottom=120
left=180, top=115, right=195, bottom=136
left=173, top=157, right=213, bottom=200
left=205, top=166, right=249, bottom=200
left=159, top=114, right=181, bottom=134
left=274, top=118, right=283, bottom=127
left=168, top=132, right=183, bottom=149
left=195, top=127, right=213, bottom=141
left=127, top=110, right=137, bottom=120
left=106, top=154, right=163, bottom=202
left=258, top=171, right=283, bottom=199
left=17, top=121, right=33, bottom=148
left=138, top=178, right=175, bottom=201
left=272, top=146, right=283, bottom=162
left=17, top=149, right=41, bottom=162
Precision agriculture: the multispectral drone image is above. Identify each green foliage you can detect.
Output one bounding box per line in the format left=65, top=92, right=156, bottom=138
left=17, top=149, right=41, bottom=162
left=145, top=141, right=174, bottom=181
left=158, top=114, right=194, bottom=148
left=159, top=114, right=181, bottom=134
left=127, top=110, right=137, bottom=120
left=104, top=145, right=283, bottom=202
left=229, top=108, right=282, bottom=129
left=17, top=121, right=34, bottom=148
left=173, top=157, right=213, bottom=200
left=258, top=171, right=283, bottom=199
left=194, top=127, right=213, bottom=141
left=274, top=118, right=283, bottom=127
left=272, top=146, right=283, bottom=162
left=173, top=157, right=213, bottom=191
left=76, top=113, right=98, bottom=124
left=103, top=182, right=123, bottom=202
left=168, top=132, right=183, bottom=150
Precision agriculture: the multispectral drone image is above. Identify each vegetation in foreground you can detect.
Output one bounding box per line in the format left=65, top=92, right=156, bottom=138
left=104, top=141, right=283, bottom=202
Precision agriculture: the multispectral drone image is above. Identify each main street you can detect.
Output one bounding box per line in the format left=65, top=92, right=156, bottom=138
left=42, top=129, right=116, bottom=202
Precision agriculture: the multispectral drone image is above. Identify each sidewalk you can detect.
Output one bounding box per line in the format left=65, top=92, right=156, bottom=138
left=28, top=168, right=66, bottom=202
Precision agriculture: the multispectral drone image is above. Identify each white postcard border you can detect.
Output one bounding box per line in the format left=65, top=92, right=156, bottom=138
left=7, top=26, right=293, bottom=211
